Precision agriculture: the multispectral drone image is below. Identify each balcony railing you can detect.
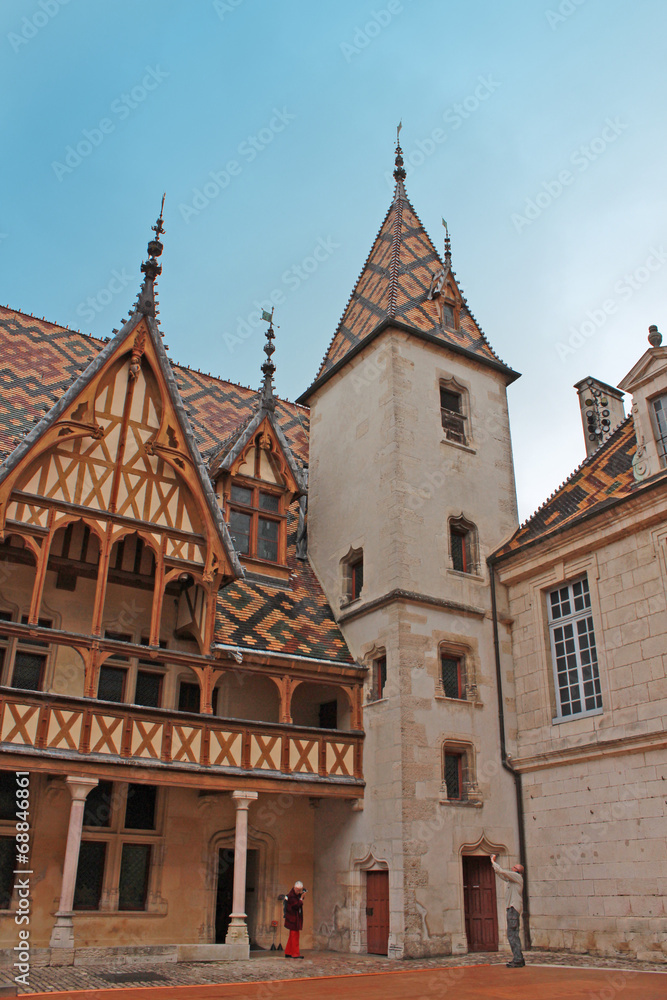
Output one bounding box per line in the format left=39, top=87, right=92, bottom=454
left=0, top=688, right=363, bottom=788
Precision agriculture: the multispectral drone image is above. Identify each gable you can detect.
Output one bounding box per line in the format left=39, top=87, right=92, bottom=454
left=0, top=317, right=238, bottom=582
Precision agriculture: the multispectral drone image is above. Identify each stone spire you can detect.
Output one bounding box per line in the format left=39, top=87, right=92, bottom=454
left=137, top=194, right=165, bottom=317
left=260, top=309, right=276, bottom=412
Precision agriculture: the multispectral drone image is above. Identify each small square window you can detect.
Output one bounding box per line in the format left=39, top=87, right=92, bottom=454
left=373, top=656, right=387, bottom=700
left=350, top=558, right=363, bottom=600
left=229, top=510, right=251, bottom=554
left=83, top=781, right=114, bottom=828
left=125, top=784, right=157, bottom=831
left=118, top=843, right=151, bottom=910
left=444, top=752, right=463, bottom=800
left=11, top=652, right=45, bottom=691
left=440, top=388, right=466, bottom=444
left=73, top=841, right=106, bottom=910
left=135, top=670, right=162, bottom=708
left=97, top=665, right=126, bottom=703
left=257, top=517, right=279, bottom=561
left=441, top=655, right=466, bottom=699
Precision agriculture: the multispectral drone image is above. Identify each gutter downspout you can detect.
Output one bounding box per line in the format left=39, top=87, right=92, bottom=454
left=488, top=557, right=531, bottom=949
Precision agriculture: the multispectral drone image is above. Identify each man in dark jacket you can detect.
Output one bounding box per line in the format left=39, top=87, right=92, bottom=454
left=284, top=880, right=306, bottom=958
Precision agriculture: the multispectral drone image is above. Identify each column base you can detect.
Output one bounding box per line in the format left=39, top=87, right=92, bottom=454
left=224, top=915, right=249, bottom=946
left=49, top=913, right=74, bottom=949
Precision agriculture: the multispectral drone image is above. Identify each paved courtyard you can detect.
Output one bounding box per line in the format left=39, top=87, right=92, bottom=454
left=1, top=950, right=665, bottom=999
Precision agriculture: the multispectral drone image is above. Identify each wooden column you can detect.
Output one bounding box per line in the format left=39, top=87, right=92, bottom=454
left=149, top=537, right=166, bottom=647
left=91, top=523, right=114, bottom=637
left=28, top=511, right=56, bottom=624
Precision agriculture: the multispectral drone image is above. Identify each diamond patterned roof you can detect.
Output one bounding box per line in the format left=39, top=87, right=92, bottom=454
left=494, top=417, right=640, bottom=559
left=215, top=509, right=354, bottom=663
left=302, top=182, right=516, bottom=398
left=0, top=306, right=352, bottom=664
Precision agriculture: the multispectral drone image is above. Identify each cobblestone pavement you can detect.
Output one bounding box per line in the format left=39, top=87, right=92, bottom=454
left=0, top=949, right=664, bottom=996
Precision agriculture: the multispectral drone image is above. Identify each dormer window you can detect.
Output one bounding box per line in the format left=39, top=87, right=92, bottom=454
left=652, top=394, right=667, bottom=466
left=228, top=483, right=283, bottom=563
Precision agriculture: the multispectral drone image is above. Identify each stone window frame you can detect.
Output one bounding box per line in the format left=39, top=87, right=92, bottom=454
left=77, top=781, right=166, bottom=914
left=436, top=641, right=479, bottom=704
left=365, top=648, right=387, bottom=703
left=439, top=739, right=482, bottom=807
left=439, top=376, right=470, bottom=447
left=448, top=514, right=480, bottom=576
left=340, top=546, right=364, bottom=608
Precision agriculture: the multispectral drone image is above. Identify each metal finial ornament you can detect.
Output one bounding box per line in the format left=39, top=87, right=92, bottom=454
left=141, top=193, right=166, bottom=283
left=442, top=218, right=452, bottom=268
left=393, top=122, right=406, bottom=183
left=260, top=308, right=277, bottom=412
left=648, top=324, right=662, bottom=348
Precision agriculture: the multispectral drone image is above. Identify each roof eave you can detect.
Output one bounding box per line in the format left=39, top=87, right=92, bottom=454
left=297, top=318, right=520, bottom=404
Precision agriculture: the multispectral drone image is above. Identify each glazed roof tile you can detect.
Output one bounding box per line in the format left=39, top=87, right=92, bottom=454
left=0, top=306, right=352, bottom=664
left=494, top=417, right=641, bottom=559
left=0, top=306, right=309, bottom=465
left=302, top=183, right=516, bottom=398
left=215, top=506, right=354, bottom=663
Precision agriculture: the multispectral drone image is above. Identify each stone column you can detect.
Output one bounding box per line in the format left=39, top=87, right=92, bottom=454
left=224, top=790, right=258, bottom=946
left=49, top=776, right=99, bottom=949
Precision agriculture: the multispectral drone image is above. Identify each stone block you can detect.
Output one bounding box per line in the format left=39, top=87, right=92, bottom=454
left=177, top=944, right=250, bottom=962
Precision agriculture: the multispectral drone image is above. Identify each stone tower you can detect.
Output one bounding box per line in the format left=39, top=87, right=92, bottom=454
left=298, top=140, right=523, bottom=958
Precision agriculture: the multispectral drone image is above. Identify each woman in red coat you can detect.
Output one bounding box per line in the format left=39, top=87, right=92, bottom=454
left=284, top=881, right=306, bottom=958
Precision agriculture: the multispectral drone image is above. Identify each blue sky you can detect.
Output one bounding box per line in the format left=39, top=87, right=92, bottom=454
left=2, top=0, right=666, bottom=521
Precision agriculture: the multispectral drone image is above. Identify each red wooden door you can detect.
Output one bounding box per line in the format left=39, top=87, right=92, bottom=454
left=366, top=870, right=389, bottom=955
left=462, top=856, right=498, bottom=951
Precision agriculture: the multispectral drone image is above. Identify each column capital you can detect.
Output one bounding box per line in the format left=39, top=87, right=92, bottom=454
left=65, top=776, right=99, bottom=802
left=231, top=790, right=258, bottom=810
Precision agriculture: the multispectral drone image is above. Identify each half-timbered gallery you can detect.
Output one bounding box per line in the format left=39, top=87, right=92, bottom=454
left=0, top=141, right=665, bottom=966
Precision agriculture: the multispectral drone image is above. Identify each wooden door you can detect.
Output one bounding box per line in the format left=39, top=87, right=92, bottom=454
left=462, top=855, right=498, bottom=951
left=366, top=870, right=389, bottom=955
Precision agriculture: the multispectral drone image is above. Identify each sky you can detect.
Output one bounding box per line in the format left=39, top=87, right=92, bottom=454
left=2, top=0, right=666, bottom=522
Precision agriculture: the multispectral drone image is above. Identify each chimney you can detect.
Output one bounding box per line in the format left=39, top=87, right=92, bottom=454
left=574, top=377, right=626, bottom=458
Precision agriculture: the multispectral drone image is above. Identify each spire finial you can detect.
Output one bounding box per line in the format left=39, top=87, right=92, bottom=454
left=393, top=121, right=406, bottom=184
left=138, top=194, right=166, bottom=316
left=260, top=308, right=277, bottom=412
left=442, top=218, right=452, bottom=268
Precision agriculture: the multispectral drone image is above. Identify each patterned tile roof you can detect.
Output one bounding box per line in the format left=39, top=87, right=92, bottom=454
left=0, top=306, right=309, bottom=466
left=0, top=306, right=353, bottom=664
left=301, top=182, right=516, bottom=399
left=494, top=416, right=640, bottom=559
left=215, top=507, right=354, bottom=663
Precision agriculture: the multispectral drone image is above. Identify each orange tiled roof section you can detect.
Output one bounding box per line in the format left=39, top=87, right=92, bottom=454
left=0, top=306, right=309, bottom=465
left=215, top=507, right=354, bottom=663
left=494, top=417, right=638, bottom=559
left=315, top=188, right=507, bottom=382
left=0, top=307, right=356, bottom=664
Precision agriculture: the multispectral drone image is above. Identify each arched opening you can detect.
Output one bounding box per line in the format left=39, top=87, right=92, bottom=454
left=0, top=533, right=37, bottom=615
left=290, top=683, right=351, bottom=731
left=101, top=531, right=157, bottom=645
left=217, top=672, right=280, bottom=723
left=46, top=520, right=101, bottom=637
